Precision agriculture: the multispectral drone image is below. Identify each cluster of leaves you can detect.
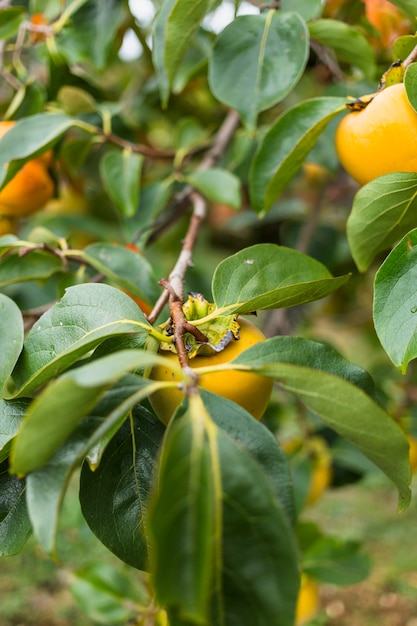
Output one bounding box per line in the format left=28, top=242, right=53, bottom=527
left=0, top=1, right=416, bottom=625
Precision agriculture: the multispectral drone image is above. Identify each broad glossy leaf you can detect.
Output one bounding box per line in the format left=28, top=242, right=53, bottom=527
left=347, top=173, right=417, bottom=271
left=0, top=249, right=63, bottom=287
left=66, top=0, right=125, bottom=69
left=199, top=389, right=295, bottom=524
left=212, top=432, right=299, bottom=626
left=152, top=0, right=210, bottom=104
left=80, top=406, right=165, bottom=570
left=211, top=243, right=349, bottom=313
left=309, top=19, right=376, bottom=78
left=249, top=97, right=346, bottom=214
left=83, top=243, right=159, bottom=304
left=70, top=562, right=145, bottom=624
left=99, top=149, right=143, bottom=217
left=303, top=536, right=371, bottom=585
left=390, top=0, right=417, bottom=16
left=149, top=393, right=299, bottom=626
left=10, top=283, right=152, bottom=396
left=0, top=113, right=77, bottom=188
left=0, top=460, right=31, bottom=556
left=226, top=335, right=378, bottom=399
left=148, top=400, right=217, bottom=623
left=26, top=417, right=100, bottom=557
left=57, top=86, right=98, bottom=115
left=11, top=349, right=178, bottom=475
left=393, top=34, right=417, bottom=64
left=208, top=11, right=309, bottom=130
left=0, top=234, right=19, bottom=253
left=185, top=168, right=242, bottom=210
left=0, top=7, right=25, bottom=39
left=281, top=0, right=322, bottom=20
left=405, top=62, right=417, bottom=113
left=25, top=374, right=156, bottom=556
left=373, top=228, right=417, bottom=371
left=226, top=340, right=411, bottom=511
left=0, top=294, right=23, bottom=391
left=0, top=398, right=30, bottom=463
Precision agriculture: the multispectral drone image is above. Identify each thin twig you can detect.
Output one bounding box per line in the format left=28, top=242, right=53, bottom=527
left=147, top=110, right=241, bottom=324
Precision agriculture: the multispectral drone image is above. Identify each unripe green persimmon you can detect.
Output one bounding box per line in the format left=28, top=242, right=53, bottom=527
left=149, top=317, right=273, bottom=425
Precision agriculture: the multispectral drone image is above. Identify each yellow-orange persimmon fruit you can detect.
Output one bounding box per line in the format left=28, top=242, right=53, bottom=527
left=0, top=121, right=54, bottom=217
left=407, top=434, right=417, bottom=472
left=306, top=437, right=333, bottom=506
left=295, top=574, right=320, bottom=626
left=335, top=83, right=417, bottom=185
left=149, top=317, right=273, bottom=425
left=0, top=217, right=16, bottom=236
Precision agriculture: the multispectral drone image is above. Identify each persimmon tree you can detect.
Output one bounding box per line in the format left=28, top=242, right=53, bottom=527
left=0, top=1, right=416, bottom=625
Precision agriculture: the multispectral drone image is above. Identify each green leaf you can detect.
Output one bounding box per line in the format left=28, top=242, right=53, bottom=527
left=226, top=339, right=411, bottom=511
left=0, top=294, right=24, bottom=391
left=66, top=0, right=125, bottom=69
left=405, top=62, right=417, bottom=114
left=0, top=7, right=25, bottom=40
left=152, top=0, right=211, bottom=105
left=148, top=394, right=300, bottom=625
left=26, top=417, right=100, bottom=557
left=389, top=0, right=417, bottom=17
left=148, top=400, right=218, bottom=623
left=346, top=173, right=417, bottom=272
left=199, top=389, right=295, bottom=524
left=0, top=460, right=31, bottom=556
left=185, top=168, right=242, bottom=210
left=212, top=431, right=299, bottom=626
left=0, top=113, right=78, bottom=188
left=308, top=19, right=376, bottom=79
left=281, top=0, right=323, bottom=21
left=228, top=335, right=379, bottom=399
left=99, top=149, right=144, bottom=217
left=83, top=243, right=159, bottom=304
left=303, top=536, right=371, bottom=586
left=10, top=283, right=152, bottom=397
left=70, top=562, right=145, bottom=624
left=11, top=349, right=178, bottom=475
left=373, top=228, right=417, bottom=372
left=394, top=34, right=417, bottom=66
left=80, top=406, right=165, bottom=570
left=249, top=97, right=346, bottom=214
left=57, top=86, right=98, bottom=115
left=0, top=249, right=63, bottom=287
left=208, top=11, right=309, bottom=131
left=0, top=398, right=30, bottom=463
left=211, top=243, right=350, bottom=314
left=25, top=374, right=157, bottom=556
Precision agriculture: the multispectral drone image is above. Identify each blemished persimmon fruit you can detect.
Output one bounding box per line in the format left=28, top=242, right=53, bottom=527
left=335, top=83, right=417, bottom=185
left=0, top=121, right=54, bottom=217
left=149, top=317, right=273, bottom=425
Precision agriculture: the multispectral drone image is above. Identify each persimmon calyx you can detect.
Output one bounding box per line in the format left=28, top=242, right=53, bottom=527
left=157, top=292, right=240, bottom=358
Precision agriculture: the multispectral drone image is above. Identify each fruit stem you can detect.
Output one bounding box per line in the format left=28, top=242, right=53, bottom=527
left=159, top=278, right=209, bottom=369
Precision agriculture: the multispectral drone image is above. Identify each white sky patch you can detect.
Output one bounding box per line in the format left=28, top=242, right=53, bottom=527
left=119, top=1, right=258, bottom=61
left=203, top=1, right=258, bottom=33
left=119, top=0, right=156, bottom=61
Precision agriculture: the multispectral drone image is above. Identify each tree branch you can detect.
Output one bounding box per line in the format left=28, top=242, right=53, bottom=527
left=147, top=110, right=241, bottom=324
